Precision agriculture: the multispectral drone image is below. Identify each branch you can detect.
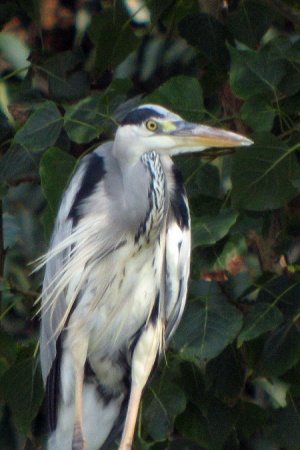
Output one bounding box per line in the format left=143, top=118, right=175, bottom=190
left=266, top=0, right=300, bottom=25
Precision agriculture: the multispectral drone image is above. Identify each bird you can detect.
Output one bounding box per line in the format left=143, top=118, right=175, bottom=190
left=39, top=104, right=252, bottom=450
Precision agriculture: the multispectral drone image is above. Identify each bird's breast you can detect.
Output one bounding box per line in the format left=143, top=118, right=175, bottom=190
left=74, top=238, right=164, bottom=364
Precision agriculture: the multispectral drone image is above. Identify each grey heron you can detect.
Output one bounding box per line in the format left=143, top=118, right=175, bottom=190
left=40, top=104, right=252, bottom=450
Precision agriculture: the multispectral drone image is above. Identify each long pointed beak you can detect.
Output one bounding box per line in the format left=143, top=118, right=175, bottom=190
left=170, top=121, right=253, bottom=149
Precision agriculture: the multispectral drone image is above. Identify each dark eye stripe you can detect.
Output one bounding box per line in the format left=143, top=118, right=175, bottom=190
left=121, top=108, right=164, bottom=125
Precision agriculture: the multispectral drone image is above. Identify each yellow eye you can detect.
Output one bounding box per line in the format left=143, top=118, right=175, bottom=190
left=146, top=120, right=158, bottom=131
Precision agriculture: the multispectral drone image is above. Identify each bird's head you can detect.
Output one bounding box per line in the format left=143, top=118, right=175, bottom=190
left=113, top=104, right=252, bottom=163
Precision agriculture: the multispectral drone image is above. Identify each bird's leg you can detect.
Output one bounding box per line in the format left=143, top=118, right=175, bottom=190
left=70, top=330, right=89, bottom=450
left=119, top=385, right=142, bottom=450
left=119, top=320, right=163, bottom=450
left=72, top=365, right=86, bottom=450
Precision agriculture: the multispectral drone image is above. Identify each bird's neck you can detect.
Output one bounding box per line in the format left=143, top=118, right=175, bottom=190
left=134, top=151, right=167, bottom=244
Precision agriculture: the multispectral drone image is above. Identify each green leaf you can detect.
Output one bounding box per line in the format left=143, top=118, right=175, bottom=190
left=173, top=282, right=243, bottom=362
left=257, top=275, right=300, bottom=319
left=0, top=356, right=44, bottom=434
left=267, top=403, right=300, bottom=449
left=228, top=45, right=285, bottom=100
left=206, top=346, right=244, bottom=402
left=14, top=101, right=63, bottom=152
left=178, top=13, right=228, bottom=69
left=145, top=76, right=205, bottom=122
left=3, top=213, right=21, bottom=249
left=238, top=302, right=284, bottom=346
left=240, top=95, right=276, bottom=132
left=0, top=110, right=10, bottom=139
left=231, top=134, right=298, bottom=210
left=275, top=39, right=300, bottom=96
left=281, top=92, right=300, bottom=116
left=257, top=322, right=300, bottom=377
left=88, top=3, right=140, bottom=73
left=225, top=0, right=275, bottom=48
left=0, top=144, right=41, bottom=183
left=192, top=163, right=221, bottom=198
left=0, top=330, right=17, bottom=366
left=144, top=378, right=186, bottom=440
left=192, top=209, right=238, bottom=247
left=176, top=400, right=239, bottom=450
left=176, top=362, right=209, bottom=410
left=278, top=62, right=300, bottom=97
left=64, top=79, right=132, bottom=143
left=281, top=362, right=300, bottom=392
left=44, top=50, right=90, bottom=101
left=64, top=94, right=103, bottom=143
left=237, top=401, right=268, bottom=440
left=40, top=147, right=77, bottom=222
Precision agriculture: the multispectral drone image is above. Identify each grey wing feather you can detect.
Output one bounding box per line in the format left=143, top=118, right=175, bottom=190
left=164, top=164, right=191, bottom=340
left=40, top=144, right=112, bottom=384
left=165, top=209, right=191, bottom=340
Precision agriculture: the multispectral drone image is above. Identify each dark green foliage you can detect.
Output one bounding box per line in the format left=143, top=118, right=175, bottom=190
left=14, top=102, right=63, bottom=153
left=1, top=0, right=300, bottom=449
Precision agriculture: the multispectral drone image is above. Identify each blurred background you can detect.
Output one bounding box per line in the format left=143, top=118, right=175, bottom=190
left=1, top=1, right=300, bottom=449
